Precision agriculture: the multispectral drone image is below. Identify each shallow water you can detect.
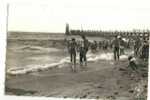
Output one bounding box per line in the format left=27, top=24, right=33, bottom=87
left=6, top=39, right=67, bottom=74
left=6, top=39, right=133, bottom=75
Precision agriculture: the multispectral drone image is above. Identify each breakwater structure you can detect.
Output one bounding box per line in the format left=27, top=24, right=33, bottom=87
left=65, top=24, right=149, bottom=39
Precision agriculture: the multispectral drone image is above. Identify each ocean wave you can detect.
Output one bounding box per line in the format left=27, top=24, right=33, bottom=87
left=10, top=45, right=61, bottom=53
left=7, top=51, right=133, bottom=75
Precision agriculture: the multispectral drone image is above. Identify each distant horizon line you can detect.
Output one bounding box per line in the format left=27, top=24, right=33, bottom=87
left=8, top=28, right=150, bottom=34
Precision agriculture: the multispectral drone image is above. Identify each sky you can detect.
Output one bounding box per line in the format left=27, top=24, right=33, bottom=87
left=7, top=0, right=150, bottom=33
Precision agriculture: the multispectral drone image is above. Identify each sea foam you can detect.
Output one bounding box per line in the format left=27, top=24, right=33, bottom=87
left=7, top=51, right=132, bottom=75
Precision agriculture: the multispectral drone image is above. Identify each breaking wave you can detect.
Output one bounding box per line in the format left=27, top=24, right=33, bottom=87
left=10, top=45, right=61, bottom=53
left=7, top=51, right=133, bottom=75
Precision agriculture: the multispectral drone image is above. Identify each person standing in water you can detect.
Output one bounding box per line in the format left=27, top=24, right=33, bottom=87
left=112, top=35, right=120, bottom=61
left=69, top=38, right=77, bottom=72
left=119, top=37, right=125, bottom=55
left=79, top=42, right=85, bottom=67
left=81, top=35, right=89, bottom=66
left=140, top=38, right=149, bottom=61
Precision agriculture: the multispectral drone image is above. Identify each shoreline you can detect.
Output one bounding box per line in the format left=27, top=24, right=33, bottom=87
left=5, top=56, right=148, bottom=99
left=6, top=49, right=133, bottom=76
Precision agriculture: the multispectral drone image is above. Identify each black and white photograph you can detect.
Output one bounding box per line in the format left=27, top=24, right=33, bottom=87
left=4, top=1, right=150, bottom=100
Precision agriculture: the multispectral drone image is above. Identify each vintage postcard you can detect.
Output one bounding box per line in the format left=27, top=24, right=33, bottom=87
left=5, top=1, right=149, bottom=100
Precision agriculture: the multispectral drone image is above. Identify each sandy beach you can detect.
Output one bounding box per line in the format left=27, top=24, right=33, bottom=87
left=5, top=33, right=148, bottom=100
left=5, top=56, right=148, bottom=100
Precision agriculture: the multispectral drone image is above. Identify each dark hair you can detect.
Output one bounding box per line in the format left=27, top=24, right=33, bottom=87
left=72, top=38, right=75, bottom=41
left=115, top=35, right=118, bottom=38
left=82, top=35, right=86, bottom=39
left=128, top=56, right=133, bottom=61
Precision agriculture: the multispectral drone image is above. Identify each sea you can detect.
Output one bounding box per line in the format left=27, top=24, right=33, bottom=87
left=6, top=32, right=132, bottom=75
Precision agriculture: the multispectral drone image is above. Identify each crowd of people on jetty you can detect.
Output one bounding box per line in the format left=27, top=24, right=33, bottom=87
left=65, top=35, right=149, bottom=72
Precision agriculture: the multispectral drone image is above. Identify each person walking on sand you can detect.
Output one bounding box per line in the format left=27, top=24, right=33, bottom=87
left=69, top=38, right=77, bottom=72
left=81, top=35, right=89, bottom=66
left=112, top=35, right=120, bottom=61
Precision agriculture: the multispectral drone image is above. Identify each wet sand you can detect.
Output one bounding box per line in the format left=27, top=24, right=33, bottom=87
left=5, top=57, right=148, bottom=100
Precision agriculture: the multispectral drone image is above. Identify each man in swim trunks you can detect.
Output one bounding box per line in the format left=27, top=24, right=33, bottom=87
left=69, top=38, right=77, bottom=72
left=112, top=35, right=120, bottom=61
left=81, top=35, right=89, bottom=66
